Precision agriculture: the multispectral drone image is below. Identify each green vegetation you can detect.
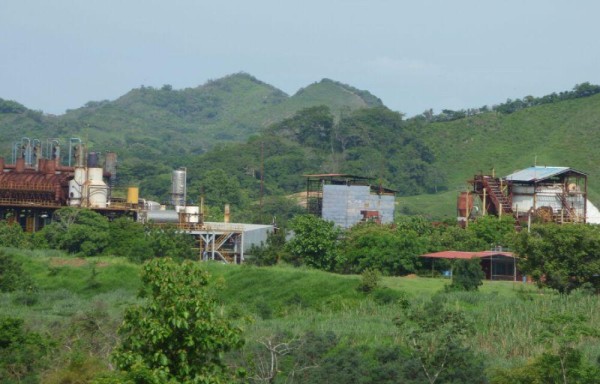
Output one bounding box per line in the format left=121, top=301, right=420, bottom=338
left=514, top=223, right=600, bottom=293
left=448, top=258, right=485, bottom=291
left=0, top=248, right=598, bottom=383
left=2, top=76, right=600, bottom=382
left=112, top=258, right=243, bottom=383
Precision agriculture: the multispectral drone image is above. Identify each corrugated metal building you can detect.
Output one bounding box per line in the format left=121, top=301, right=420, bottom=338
left=469, top=166, right=596, bottom=225
left=305, top=174, right=396, bottom=228
left=505, top=166, right=587, bottom=222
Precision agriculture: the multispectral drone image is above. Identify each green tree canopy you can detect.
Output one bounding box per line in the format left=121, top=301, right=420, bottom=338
left=35, top=208, right=110, bottom=256
left=112, top=258, right=244, bottom=383
left=513, top=223, right=600, bottom=293
left=285, top=215, right=341, bottom=271
left=340, top=223, right=425, bottom=275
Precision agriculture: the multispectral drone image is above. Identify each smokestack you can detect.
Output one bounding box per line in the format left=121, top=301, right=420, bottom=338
left=224, top=204, right=230, bottom=223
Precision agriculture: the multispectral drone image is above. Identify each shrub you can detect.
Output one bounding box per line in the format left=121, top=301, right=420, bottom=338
left=448, top=258, right=484, bottom=291
left=0, top=251, right=34, bottom=292
left=357, top=268, right=381, bottom=293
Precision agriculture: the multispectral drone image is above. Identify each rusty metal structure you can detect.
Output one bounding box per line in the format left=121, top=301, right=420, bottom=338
left=0, top=138, right=134, bottom=231
left=466, top=166, right=588, bottom=226
left=0, top=137, right=273, bottom=263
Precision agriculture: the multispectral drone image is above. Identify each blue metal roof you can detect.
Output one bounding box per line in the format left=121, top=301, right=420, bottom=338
left=504, top=166, right=571, bottom=182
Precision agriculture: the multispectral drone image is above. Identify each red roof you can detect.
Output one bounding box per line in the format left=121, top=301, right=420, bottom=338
left=421, top=250, right=515, bottom=259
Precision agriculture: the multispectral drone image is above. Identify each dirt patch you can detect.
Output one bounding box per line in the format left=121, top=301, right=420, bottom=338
left=405, top=274, right=418, bottom=279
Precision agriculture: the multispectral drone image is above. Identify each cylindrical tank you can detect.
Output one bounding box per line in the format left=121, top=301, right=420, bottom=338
left=127, top=187, right=139, bottom=204
left=87, top=152, right=99, bottom=168
left=104, top=152, right=117, bottom=185
left=69, top=168, right=87, bottom=206
left=146, top=200, right=161, bottom=211
left=171, top=168, right=186, bottom=206
left=87, top=167, right=107, bottom=208
left=184, top=206, right=200, bottom=223
left=147, top=210, right=179, bottom=223
left=457, top=191, right=474, bottom=218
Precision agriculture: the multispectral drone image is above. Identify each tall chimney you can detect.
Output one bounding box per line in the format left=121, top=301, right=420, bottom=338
left=224, top=204, right=230, bottom=223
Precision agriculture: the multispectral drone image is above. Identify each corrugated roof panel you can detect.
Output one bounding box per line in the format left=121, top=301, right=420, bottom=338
left=504, top=166, right=570, bottom=182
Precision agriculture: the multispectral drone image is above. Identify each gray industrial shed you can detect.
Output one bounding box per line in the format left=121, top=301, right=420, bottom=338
left=304, top=174, right=396, bottom=228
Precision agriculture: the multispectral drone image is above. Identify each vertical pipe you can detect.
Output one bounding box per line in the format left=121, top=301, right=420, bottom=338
left=584, top=176, right=588, bottom=223
left=224, top=204, right=230, bottom=223
left=465, top=191, right=469, bottom=228
left=240, top=231, right=245, bottom=263
left=482, top=188, right=487, bottom=216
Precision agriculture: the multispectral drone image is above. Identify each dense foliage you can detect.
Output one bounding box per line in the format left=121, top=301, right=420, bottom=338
left=448, top=258, right=485, bottom=291
left=33, top=208, right=194, bottom=261
left=0, top=251, right=34, bottom=292
left=340, top=223, right=425, bottom=275
left=285, top=214, right=341, bottom=271
left=112, top=258, right=244, bottom=383
left=513, top=224, right=600, bottom=293
left=0, top=317, right=52, bottom=383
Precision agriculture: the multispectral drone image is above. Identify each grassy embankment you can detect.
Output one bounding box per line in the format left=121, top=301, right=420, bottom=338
left=1, top=249, right=598, bottom=375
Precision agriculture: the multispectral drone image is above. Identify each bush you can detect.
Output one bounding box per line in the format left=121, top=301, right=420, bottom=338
left=0, top=317, right=53, bottom=383
left=448, top=258, right=484, bottom=291
left=357, top=269, right=381, bottom=293
left=0, top=251, right=34, bottom=292
left=0, top=221, right=30, bottom=248
left=371, top=288, right=410, bottom=307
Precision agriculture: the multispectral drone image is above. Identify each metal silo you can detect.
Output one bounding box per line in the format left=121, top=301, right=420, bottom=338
left=171, top=167, right=186, bottom=206
left=87, top=152, right=99, bottom=168
left=104, top=152, right=117, bottom=187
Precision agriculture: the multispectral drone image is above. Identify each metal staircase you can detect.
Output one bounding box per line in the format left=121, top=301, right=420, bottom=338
left=472, top=175, right=521, bottom=230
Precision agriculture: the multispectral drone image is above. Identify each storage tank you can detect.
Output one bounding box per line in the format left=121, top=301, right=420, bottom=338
left=87, top=167, right=107, bottom=208
left=147, top=210, right=179, bottom=223
left=69, top=168, right=87, bottom=206
left=87, top=152, right=99, bottom=168
left=171, top=168, right=186, bottom=206
left=457, top=191, right=474, bottom=218
left=183, top=206, right=200, bottom=223
left=127, top=187, right=139, bottom=204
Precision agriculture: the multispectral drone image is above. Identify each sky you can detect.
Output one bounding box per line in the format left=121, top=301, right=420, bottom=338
left=1, top=1, right=600, bottom=117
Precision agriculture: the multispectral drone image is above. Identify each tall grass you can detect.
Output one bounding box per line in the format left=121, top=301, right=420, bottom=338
left=1, top=252, right=598, bottom=374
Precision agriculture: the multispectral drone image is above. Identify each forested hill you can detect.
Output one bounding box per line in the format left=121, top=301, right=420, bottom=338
left=0, top=73, right=382, bottom=156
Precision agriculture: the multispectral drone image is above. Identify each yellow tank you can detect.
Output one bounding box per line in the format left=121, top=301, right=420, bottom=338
left=127, top=187, right=139, bottom=204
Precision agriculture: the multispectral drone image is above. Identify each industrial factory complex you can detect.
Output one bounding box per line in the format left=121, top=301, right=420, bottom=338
left=3, top=137, right=600, bottom=267
left=0, top=138, right=272, bottom=263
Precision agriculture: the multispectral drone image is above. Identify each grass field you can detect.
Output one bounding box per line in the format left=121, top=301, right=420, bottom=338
left=1, top=250, right=599, bottom=380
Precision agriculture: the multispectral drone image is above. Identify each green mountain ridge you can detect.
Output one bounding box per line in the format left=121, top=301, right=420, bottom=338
left=0, top=73, right=382, bottom=154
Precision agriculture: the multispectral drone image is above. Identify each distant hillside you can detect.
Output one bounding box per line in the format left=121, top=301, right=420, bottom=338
left=0, top=74, right=382, bottom=155
left=402, top=93, right=600, bottom=218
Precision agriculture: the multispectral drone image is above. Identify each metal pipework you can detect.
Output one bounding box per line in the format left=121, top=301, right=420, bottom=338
left=68, top=138, right=83, bottom=167
left=21, top=137, right=31, bottom=165
left=46, top=139, right=60, bottom=162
